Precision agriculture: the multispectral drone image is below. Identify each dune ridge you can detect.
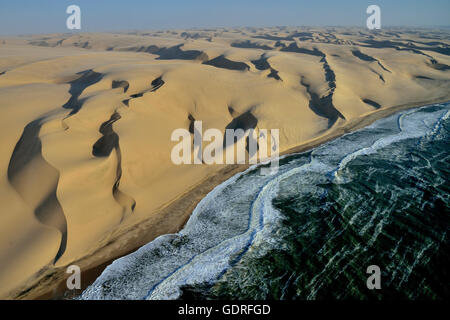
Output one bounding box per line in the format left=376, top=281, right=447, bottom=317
left=7, top=115, right=68, bottom=264
left=0, top=27, right=449, bottom=299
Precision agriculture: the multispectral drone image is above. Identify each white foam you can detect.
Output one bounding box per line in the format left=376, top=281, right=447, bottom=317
left=81, top=102, right=450, bottom=300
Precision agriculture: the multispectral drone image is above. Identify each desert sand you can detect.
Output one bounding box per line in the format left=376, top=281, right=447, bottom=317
left=0, top=27, right=449, bottom=299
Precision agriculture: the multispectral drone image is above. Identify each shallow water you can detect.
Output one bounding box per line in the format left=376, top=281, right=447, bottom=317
left=81, top=102, right=450, bottom=300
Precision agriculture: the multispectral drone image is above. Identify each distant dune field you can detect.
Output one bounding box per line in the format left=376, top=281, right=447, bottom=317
left=0, top=27, right=449, bottom=299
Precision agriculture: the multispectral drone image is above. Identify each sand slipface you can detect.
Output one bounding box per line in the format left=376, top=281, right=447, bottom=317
left=0, top=27, right=449, bottom=299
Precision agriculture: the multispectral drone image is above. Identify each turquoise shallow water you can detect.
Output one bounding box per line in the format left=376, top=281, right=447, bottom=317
left=82, top=102, right=450, bottom=300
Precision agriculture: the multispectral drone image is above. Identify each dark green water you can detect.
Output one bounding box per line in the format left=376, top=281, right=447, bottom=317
left=82, top=103, right=449, bottom=300
left=183, top=104, right=450, bottom=300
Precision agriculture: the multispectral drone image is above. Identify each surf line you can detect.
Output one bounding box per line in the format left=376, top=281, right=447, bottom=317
left=142, top=174, right=268, bottom=299
left=142, top=153, right=314, bottom=299
left=142, top=160, right=289, bottom=299
left=143, top=103, right=450, bottom=299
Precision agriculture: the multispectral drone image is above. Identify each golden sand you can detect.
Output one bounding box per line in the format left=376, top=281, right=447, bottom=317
left=0, top=27, right=449, bottom=299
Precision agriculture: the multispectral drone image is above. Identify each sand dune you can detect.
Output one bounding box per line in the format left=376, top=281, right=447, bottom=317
left=0, top=27, right=449, bottom=299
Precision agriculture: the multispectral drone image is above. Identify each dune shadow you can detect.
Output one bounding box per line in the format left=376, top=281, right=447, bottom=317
left=203, top=55, right=250, bottom=71
left=112, top=80, right=129, bottom=93
left=223, top=109, right=258, bottom=155
left=281, top=43, right=325, bottom=57
left=231, top=40, right=273, bottom=50
left=300, top=54, right=345, bottom=129
left=362, top=99, right=382, bottom=109
left=92, top=112, right=136, bottom=221
left=154, top=44, right=208, bottom=61
left=251, top=54, right=282, bottom=81
left=352, top=50, right=391, bottom=73
left=63, top=70, right=103, bottom=117
left=7, top=117, right=67, bottom=264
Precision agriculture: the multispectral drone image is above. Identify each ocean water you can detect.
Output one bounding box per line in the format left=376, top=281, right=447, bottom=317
left=81, top=102, right=450, bottom=300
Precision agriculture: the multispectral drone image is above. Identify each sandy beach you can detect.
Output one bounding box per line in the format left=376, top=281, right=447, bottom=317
left=0, top=27, right=449, bottom=299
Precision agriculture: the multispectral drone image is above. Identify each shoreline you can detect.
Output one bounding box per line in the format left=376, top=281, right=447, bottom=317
left=15, top=95, right=450, bottom=300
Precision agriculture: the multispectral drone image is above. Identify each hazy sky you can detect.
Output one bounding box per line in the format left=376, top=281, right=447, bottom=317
left=0, top=0, right=449, bottom=35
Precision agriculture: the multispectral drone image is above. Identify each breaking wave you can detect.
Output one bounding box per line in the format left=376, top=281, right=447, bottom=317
left=81, top=102, right=450, bottom=300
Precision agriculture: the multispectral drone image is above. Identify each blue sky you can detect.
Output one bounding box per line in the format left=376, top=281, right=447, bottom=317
left=0, top=0, right=449, bottom=35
